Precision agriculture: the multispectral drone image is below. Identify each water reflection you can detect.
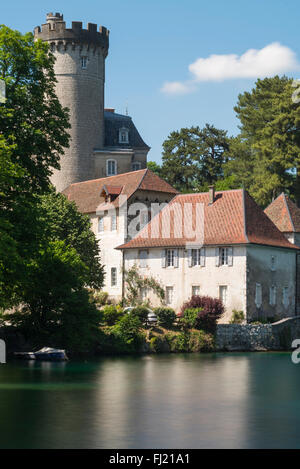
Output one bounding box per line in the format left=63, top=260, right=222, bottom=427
left=0, top=353, right=298, bottom=448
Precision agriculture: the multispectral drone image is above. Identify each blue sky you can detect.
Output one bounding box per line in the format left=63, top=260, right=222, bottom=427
left=3, top=0, right=300, bottom=163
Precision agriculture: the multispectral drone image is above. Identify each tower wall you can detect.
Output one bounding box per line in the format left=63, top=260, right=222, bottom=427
left=34, top=13, right=109, bottom=191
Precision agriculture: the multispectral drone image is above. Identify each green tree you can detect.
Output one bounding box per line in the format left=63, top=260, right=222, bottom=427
left=0, top=26, right=70, bottom=306
left=147, top=161, right=162, bottom=176
left=161, top=124, right=229, bottom=192
left=39, top=190, right=104, bottom=289
left=0, top=25, right=70, bottom=193
left=234, top=76, right=300, bottom=205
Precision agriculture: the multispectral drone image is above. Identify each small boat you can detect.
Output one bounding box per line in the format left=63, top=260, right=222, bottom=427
left=14, top=347, right=68, bottom=361
left=34, top=347, right=68, bottom=361
left=14, top=351, right=36, bottom=360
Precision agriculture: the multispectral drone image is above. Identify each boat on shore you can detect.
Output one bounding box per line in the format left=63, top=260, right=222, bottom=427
left=14, top=347, right=68, bottom=361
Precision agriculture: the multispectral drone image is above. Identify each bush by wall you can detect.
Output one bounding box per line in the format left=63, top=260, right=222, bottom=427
left=180, top=295, right=224, bottom=333
left=154, top=307, right=176, bottom=328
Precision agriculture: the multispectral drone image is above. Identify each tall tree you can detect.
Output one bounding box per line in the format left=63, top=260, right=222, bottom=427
left=234, top=76, right=300, bottom=205
left=160, top=124, right=229, bottom=192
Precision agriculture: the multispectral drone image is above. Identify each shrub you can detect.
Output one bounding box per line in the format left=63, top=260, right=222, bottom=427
left=154, top=307, right=176, bottom=328
left=111, top=314, right=145, bottom=351
left=165, top=330, right=214, bottom=353
left=93, top=290, right=109, bottom=306
left=149, top=336, right=168, bottom=353
left=102, top=305, right=123, bottom=326
left=131, top=306, right=149, bottom=323
left=181, top=308, right=201, bottom=329
left=180, top=295, right=224, bottom=333
left=229, top=310, right=245, bottom=324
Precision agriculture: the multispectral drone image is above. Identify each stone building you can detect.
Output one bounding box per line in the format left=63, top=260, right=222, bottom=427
left=118, top=188, right=299, bottom=322
left=34, top=13, right=149, bottom=192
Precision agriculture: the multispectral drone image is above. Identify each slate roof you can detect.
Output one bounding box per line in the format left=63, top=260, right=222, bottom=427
left=63, top=169, right=178, bottom=214
left=117, top=189, right=298, bottom=250
left=264, top=193, right=300, bottom=233
left=103, top=111, right=150, bottom=150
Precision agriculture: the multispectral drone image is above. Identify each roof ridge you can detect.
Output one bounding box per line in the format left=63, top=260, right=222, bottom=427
left=67, top=169, right=147, bottom=187
left=242, top=189, right=250, bottom=243
left=283, top=194, right=295, bottom=232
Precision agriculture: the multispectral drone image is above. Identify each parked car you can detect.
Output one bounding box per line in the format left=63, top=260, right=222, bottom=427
left=123, top=306, right=157, bottom=325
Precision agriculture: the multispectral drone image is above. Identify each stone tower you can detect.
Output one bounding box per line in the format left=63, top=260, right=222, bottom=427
left=34, top=13, right=109, bottom=191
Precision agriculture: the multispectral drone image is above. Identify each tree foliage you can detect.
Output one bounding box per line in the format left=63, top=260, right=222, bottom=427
left=160, top=124, right=229, bottom=192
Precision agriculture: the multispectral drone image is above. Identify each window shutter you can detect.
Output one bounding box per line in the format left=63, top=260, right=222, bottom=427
left=188, top=249, right=192, bottom=267
left=228, top=247, right=233, bottom=266
left=200, top=248, right=206, bottom=267
left=215, top=248, right=220, bottom=267
left=174, top=249, right=179, bottom=268
left=161, top=250, right=166, bottom=268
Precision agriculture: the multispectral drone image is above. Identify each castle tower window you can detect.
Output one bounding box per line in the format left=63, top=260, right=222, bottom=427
left=106, top=159, right=117, bottom=176
left=81, top=56, right=88, bottom=69
left=119, top=127, right=129, bottom=144
left=132, top=162, right=141, bottom=171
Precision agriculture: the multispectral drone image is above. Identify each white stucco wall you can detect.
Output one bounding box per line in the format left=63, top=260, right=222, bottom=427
left=123, top=245, right=247, bottom=320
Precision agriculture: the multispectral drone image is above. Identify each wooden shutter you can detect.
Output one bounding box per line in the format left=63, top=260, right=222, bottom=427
left=200, top=248, right=206, bottom=267
left=188, top=249, right=192, bottom=267
left=215, top=248, right=220, bottom=267
left=228, top=247, right=233, bottom=266
left=174, top=249, right=179, bottom=268
left=161, top=249, right=166, bottom=268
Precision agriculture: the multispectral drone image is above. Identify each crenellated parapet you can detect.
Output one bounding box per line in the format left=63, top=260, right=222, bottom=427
left=34, top=12, right=109, bottom=56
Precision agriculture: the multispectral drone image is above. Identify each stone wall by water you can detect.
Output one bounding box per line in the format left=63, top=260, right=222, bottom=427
left=216, top=316, right=300, bottom=351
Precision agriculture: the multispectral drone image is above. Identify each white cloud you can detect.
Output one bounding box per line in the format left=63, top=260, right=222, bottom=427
left=160, top=81, right=193, bottom=95
left=161, top=43, right=300, bottom=95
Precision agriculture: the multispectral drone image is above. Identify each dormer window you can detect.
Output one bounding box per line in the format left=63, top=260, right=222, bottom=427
left=119, top=127, right=129, bottom=144
left=81, top=56, right=88, bottom=69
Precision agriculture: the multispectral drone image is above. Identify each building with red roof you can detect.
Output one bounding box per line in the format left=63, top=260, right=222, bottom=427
left=118, top=187, right=299, bottom=321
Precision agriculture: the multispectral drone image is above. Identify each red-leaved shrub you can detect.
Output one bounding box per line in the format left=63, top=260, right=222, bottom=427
left=179, top=295, right=224, bottom=332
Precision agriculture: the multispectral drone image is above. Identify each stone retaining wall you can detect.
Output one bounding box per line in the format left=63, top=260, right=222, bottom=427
left=216, top=316, right=300, bottom=351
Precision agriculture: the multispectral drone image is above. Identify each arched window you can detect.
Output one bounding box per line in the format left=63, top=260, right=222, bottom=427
left=106, top=159, right=117, bottom=176
left=119, top=127, right=129, bottom=144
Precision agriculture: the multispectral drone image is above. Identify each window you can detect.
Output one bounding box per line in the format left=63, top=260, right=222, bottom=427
left=111, top=267, right=117, bottom=287
left=192, top=285, right=200, bottom=297
left=189, top=248, right=205, bottom=267
left=140, top=287, right=148, bottom=302
left=98, top=216, right=104, bottom=233
left=132, top=162, right=141, bottom=171
left=283, top=287, right=289, bottom=307
left=255, top=283, right=262, bottom=308
left=107, top=160, right=117, bottom=176
left=111, top=214, right=117, bottom=231
left=81, top=56, right=88, bottom=69
left=216, top=247, right=233, bottom=266
left=167, top=249, right=175, bottom=267
left=166, top=286, right=174, bottom=305
left=269, top=285, right=276, bottom=306
left=162, top=249, right=178, bottom=268
left=219, top=285, right=228, bottom=305
left=139, top=250, right=148, bottom=268
left=271, top=256, right=276, bottom=271
left=119, top=127, right=129, bottom=144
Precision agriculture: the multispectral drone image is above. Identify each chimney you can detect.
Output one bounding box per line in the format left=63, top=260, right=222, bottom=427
left=105, top=108, right=115, bottom=113
left=209, top=185, right=215, bottom=205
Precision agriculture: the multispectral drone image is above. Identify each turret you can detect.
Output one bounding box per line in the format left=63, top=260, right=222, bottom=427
left=34, top=13, right=109, bottom=191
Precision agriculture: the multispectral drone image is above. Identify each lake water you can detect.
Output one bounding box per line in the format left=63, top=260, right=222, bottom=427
left=0, top=353, right=299, bottom=449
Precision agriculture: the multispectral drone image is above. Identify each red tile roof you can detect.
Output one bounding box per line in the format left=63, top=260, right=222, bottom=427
left=264, top=193, right=300, bottom=233
left=63, top=169, right=178, bottom=214
left=118, top=189, right=298, bottom=250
